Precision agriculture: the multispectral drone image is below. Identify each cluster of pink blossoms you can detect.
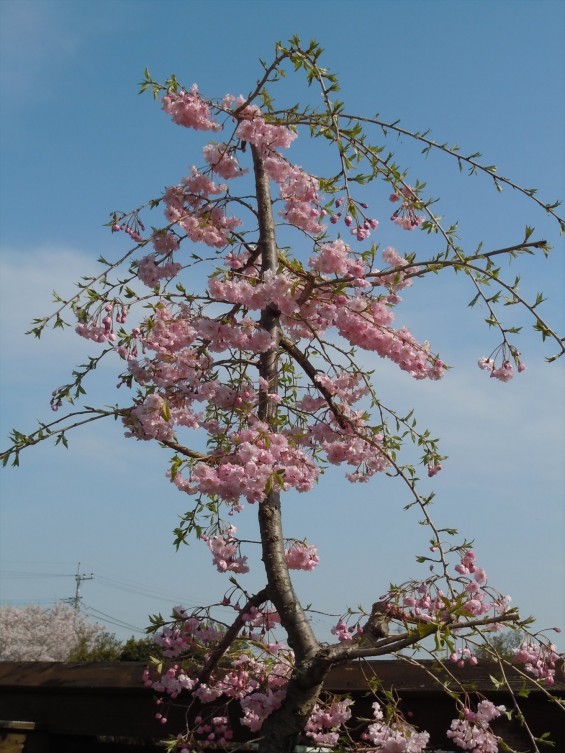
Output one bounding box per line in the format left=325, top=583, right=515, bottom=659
left=126, top=393, right=176, bottom=442
left=309, top=239, right=368, bottom=278
left=146, top=662, right=197, bottom=699
left=304, top=698, right=353, bottom=747
left=478, top=357, right=526, bottom=382
left=513, top=640, right=561, bottom=685
left=331, top=619, right=360, bottom=642
left=380, top=245, right=417, bottom=293
left=329, top=197, right=380, bottom=241
left=313, top=421, right=392, bottom=483
left=74, top=301, right=128, bottom=345
left=389, top=186, right=425, bottom=230
left=161, top=85, right=221, bottom=132
left=450, top=646, right=479, bottom=668
left=446, top=700, right=505, bottom=753
left=136, top=230, right=182, bottom=287
left=240, top=606, right=281, bottom=639
left=284, top=541, right=320, bottom=571
left=152, top=609, right=223, bottom=661
left=361, top=701, right=430, bottom=752
left=209, top=244, right=444, bottom=380
left=396, top=550, right=507, bottom=622
left=190, top=715, right=232, bottom=749
left=325, top=551, right=509, bottom=639
left=334, top=309, right=445, bottom=380
left=162, top=169, right=242, bottom=250
left=137, top=255, right=182, bottom=288
left=233, top=100, right=298, bottom=150
left=208, top=269, right=301, bottom=316
left=327, top=546, right=514, bottom=646
left=177, top=424, right=320, bottom=505
left=144, top=622, right=294, bottom=735
left=455, top=549, right=487, bottom=583
left=203, top=526, right=249, bottom=574
left=263, top=151, right=325, bottom=236
left=203, top=142, right=247, bottom=180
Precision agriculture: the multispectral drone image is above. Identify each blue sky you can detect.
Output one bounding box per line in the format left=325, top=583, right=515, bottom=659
left=0, top=0, right=563, bottom=648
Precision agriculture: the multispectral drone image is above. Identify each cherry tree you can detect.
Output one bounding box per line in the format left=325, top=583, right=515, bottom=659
left=0, top=604, right=102, bottom=661
left=2, top=38, right=563, bottom=752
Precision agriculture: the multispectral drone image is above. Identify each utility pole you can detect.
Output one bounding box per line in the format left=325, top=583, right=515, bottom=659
left=71, top=562, right=94, bottom=610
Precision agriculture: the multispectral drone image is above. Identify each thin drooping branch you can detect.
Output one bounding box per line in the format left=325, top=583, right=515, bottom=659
left=251, top=143, right=320, bottom=664
left=280, top=335, right=348, bottom=429
left=1, top=407, right=126, bottom=466
left=341, top=113, right=565, bottom=228
left=233, top=49, right=289, bottom=118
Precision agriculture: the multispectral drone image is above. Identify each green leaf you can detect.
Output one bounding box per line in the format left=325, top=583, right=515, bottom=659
left=160, top=400, right=171, bottom=421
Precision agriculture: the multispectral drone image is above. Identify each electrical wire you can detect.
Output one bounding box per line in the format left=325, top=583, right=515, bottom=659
left=93, top=571, right=206, bottom=606
left=82, top=603, right=145, bottom=634
left=1, top=564, right=203, bottom=606
left=0, top=597, right=63, bottom=606
left=0, top=571, right=72, bottom=578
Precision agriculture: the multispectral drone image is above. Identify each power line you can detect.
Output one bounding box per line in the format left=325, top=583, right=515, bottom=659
left=94, top=574, right=200, bottom=606
left=0, top=562, right=230, bottom=634
left=1, top=565, right=200, bottom=605
left=0, top=560, right=77, bottom=565
left=0, top=572, right=72, bottom=578
left=0, top=597, right=63, bottom=606
left=82, top=603, right=145, bottom=634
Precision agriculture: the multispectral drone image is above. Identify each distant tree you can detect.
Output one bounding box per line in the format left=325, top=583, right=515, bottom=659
left=475, top=630, right=525, bottom=660
left=69, top=630, right=123, bottom=662
left=0, top=604, right=102, bottom=661
left=119, top=635, right=162, bottom=662
left=67, top=633, right=164, bottom=663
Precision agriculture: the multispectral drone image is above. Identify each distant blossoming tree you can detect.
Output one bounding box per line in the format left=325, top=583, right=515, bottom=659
left=2, top=38, right=563, bottom=752
left=0, top=604, right=102, bottom=661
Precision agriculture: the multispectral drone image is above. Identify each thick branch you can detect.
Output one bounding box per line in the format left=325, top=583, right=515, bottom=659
left=159, top=439, right=211, bottom=461
left=198, top=587, right=269, bottom=685
left=325, top=610, right=521, bottom=664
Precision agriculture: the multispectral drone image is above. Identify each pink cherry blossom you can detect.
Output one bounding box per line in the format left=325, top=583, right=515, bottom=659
left=204, top=525, right=249, bottom=573
left=162, top=85, right=221, bottom=131
left=285, top=541, right=320, bottom=571
left=203, top=143, right=247, bottom=179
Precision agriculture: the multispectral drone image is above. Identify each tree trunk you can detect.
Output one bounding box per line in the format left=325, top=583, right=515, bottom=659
left=251, top=144, right=325, bottom=751
left=256, top=675, right=325, bottom=753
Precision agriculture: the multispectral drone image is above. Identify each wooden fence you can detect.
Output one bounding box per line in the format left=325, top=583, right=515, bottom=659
left=0, top=660, right=563, bottom=752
